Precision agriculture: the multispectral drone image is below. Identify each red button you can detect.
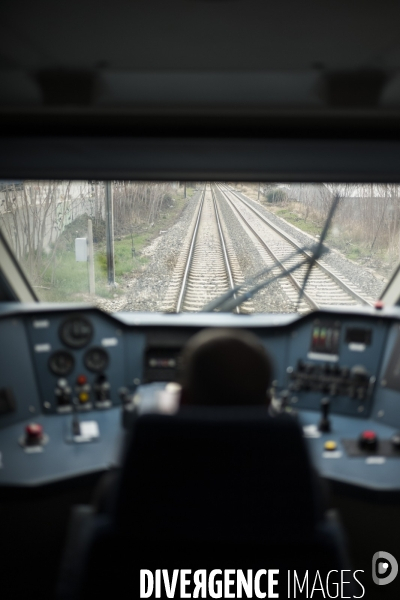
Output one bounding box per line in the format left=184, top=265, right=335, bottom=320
left=25, top=423, right=43, bottom=440
left=374, top=300, right=384, bottom=310
left=77, top=374, right=87, bottom=386
left=359, top=429, right=378, bottom=450
left=361, top=430, right=376, bottom=440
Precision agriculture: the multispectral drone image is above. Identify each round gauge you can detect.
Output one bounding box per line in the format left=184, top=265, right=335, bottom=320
left=48, top=350, right=75, bottom=376
left=59, top=316, right=93, bottom=349
left=84, top=347, right=109, bottom=373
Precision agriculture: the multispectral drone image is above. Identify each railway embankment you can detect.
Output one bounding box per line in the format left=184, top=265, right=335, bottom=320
left=123, top=189, right=202, bottom=312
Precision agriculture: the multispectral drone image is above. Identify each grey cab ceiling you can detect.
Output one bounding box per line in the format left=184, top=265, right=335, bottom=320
left=2, top=0, right=400, bottom=111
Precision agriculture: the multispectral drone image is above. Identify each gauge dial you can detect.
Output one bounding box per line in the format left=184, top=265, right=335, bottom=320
left=84, top=347, right=109, bottom=373
left=59, top=316, right=93, bottom=349
left=48, top=351, right=75, bottom=376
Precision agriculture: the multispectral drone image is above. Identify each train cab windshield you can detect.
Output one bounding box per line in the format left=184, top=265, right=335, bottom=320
left=0, top=180, right=394, bottom=314
left=2, top=175, right=400, bottom=600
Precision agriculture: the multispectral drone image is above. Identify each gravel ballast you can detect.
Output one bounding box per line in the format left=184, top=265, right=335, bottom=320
left=215, top=186, right=294, bottom=313
left=123, top=190, right=202, bottom=312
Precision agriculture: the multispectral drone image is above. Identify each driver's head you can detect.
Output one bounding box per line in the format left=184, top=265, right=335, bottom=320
left=179, top=328, right=273, bottom=407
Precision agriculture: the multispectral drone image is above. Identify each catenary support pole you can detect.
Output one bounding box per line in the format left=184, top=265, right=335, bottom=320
left=105, top=181, right=115, bottom=286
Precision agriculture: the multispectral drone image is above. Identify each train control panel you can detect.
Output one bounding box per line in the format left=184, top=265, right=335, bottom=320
left=1, top=302, right=400, bottom=493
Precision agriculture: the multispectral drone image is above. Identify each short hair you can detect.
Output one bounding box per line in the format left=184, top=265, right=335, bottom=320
left=179, top=328, right=273, bottom=406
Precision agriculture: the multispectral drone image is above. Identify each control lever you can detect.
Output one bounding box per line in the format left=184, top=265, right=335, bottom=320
left=119, top=387, right=138, bottom=429
left=319, top=397, right=331, bottom=432
left=71, top=396, right=81, bottom=437
left=279, top=390, right=290, bottom=411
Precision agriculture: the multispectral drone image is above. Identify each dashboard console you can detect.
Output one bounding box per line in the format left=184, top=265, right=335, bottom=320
left=1, top=302, right=400, bottom=493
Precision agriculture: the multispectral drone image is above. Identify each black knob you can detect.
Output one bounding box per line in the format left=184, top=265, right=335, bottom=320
left=392, top=432, right=400, bottom=450
left=351, top=365, right=369, bottom=383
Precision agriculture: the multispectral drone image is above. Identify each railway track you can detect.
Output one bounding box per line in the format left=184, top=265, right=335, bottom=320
left=165, top=184, right=242, bottom=313
left=215, top=183, right=373, bottom=312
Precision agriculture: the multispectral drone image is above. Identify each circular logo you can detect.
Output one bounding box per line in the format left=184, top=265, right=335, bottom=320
left=372, top=552, right=398, bottom=586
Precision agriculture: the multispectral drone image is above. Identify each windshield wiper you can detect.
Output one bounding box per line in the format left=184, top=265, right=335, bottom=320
left=201, top=244, right=328, bottom=313
left=208, top=254, right=329, bottom=313
left=295, top=193, right=340, bottom=311
left=202, top=192, right=340, bottom=314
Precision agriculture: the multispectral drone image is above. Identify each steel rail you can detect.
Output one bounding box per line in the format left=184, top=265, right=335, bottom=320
left=219, top=183, right=372, bottom=307
left=210, top=184, right=240, bottom=314
left=175, top=185, right=206, bottom=312
left=214, top=184, right=318, bottom=310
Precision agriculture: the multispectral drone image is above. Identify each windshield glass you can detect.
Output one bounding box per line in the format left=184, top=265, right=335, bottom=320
left=0, top=180, right=391, bottom=313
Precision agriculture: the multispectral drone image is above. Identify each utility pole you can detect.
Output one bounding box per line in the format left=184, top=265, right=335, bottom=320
left=105, top=181, right=115, bottom=286
left=94, top=182, right=99, bottom=222
left=87, top=218, right=95, bottom=295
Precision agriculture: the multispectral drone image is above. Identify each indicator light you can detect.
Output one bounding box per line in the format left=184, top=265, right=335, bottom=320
left=324, top=440, right=337, bottom=451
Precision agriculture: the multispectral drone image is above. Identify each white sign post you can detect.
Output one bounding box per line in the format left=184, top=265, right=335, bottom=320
left=75, top=224, right=95, bottom=296
left=75, top=238, right=87, bottom=262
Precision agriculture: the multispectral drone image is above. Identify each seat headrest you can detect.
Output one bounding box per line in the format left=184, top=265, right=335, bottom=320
left=115, top=408, right=319, bottom=544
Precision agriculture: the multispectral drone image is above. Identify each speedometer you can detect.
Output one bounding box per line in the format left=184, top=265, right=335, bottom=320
left=59, top=316, right=93, bottom=349
left=48, top=351, right=75, bottom=376
left=84, top=347, right=109, bottom=373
